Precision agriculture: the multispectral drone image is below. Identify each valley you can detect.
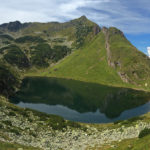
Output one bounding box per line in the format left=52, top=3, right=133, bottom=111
left=0, top=16, right=150, bottom=149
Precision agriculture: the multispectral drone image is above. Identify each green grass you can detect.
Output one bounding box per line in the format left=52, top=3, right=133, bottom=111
left=106, top=134, right=150, bottom=150
left=108, top=27, right=150, bottom=88
left=0, top=140, right=41, bottom=150
left=37, top=32, right=129, bottom=87
left=24, top=28, right=150, bottom=92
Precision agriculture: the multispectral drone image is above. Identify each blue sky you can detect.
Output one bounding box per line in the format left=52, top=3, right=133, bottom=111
left=126, top=34, right=150, bottom=56
left=0, top=0, right=150, bottom=56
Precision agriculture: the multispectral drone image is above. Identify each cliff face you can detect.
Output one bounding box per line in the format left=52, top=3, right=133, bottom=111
left=93, top=24, right=101, bottom=35
left=0, top=21, right=30, bottom=32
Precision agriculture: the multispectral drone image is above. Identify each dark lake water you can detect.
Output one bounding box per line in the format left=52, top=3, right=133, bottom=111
left=10, top=77, right=150, bottom=123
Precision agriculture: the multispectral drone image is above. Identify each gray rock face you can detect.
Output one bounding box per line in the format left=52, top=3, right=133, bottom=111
left=93, top=25, right=101, bottom=35
left=0, top=21, right=30, bottom=32
left=102, top=27, right=115, bottom=68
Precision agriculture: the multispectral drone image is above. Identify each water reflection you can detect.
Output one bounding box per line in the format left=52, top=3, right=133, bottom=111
left=10, top=77, right=150, bottom=123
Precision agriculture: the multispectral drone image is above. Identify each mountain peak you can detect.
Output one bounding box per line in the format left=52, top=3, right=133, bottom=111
left=79, top=15, right=87, bottom=20
left=74, top=15, right=89, bottom=22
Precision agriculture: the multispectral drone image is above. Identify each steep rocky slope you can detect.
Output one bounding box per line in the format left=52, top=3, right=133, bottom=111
left=0, top=16, right=100, bottom=70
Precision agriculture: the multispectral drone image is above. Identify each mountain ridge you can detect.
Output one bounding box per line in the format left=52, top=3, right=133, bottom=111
left=0, top=16, right=150, bottom=97
left=38, top=25, right=150, bottom=90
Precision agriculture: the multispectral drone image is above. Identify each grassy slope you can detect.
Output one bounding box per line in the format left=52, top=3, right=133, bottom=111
left=29, top=31, right=143, bottom=89
left=0, top=141, right=41, bottom=150
left=25, top=28, right=150, bottom=91
left=39, top=32, right=125, bottom=86
left=115, top=135, right=150, bottom=150
left=99, top=135, right=150, bottom=150
left=108, top=27, right=150, bottom=88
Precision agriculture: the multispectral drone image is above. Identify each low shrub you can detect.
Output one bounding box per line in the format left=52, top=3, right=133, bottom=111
left=0, top=124, right=3, bottom=129
left=139, top=128, right=150, bottom=138
left=51, top=45, right=71, bottom=62
left=0, top=34, right=14, bottom=41
left=3, top=120, right=12, bottom=126
left=67, top=121, right=81, bottom=128
left=128, top=116, right=144, bottom=123
left=31, top=43, right=52, bottom=67
left=47, top=115, right=67, bottom=130
left=114, top=120, right=123, bottom=124
left=15, top=36, right=45, bottom=43
left=9, top=128, right=21, bottom=135
left=31, top=43, right=71, bottom=67
left=0, top=63, right=20, bottom=96
left=8, top=111, right=16, bottom=116
left=4, top=45, right=30, bottom=68
left=114, top=116, right=144, bottom=125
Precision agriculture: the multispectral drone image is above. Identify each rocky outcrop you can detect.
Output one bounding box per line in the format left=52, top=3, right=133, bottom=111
left=0, top=21, right=30, bottom=32
left=102, top=27, right=115, bottom=67
left=118, top=72, right=129, bottom=83
left=102, top=27, right=132, bottom=83
left=109, top=27, right=125, bottom=37
left=93, top=25, right=101, bottom=35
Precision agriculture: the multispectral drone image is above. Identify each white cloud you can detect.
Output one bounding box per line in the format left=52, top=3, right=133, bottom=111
left=147, top=47, right=150, bottom=57
left=0, top=0, right=150, bottom=34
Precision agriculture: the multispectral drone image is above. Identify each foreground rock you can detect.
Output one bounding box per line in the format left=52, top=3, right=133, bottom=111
left=0, top=97, right=150, bottom=150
